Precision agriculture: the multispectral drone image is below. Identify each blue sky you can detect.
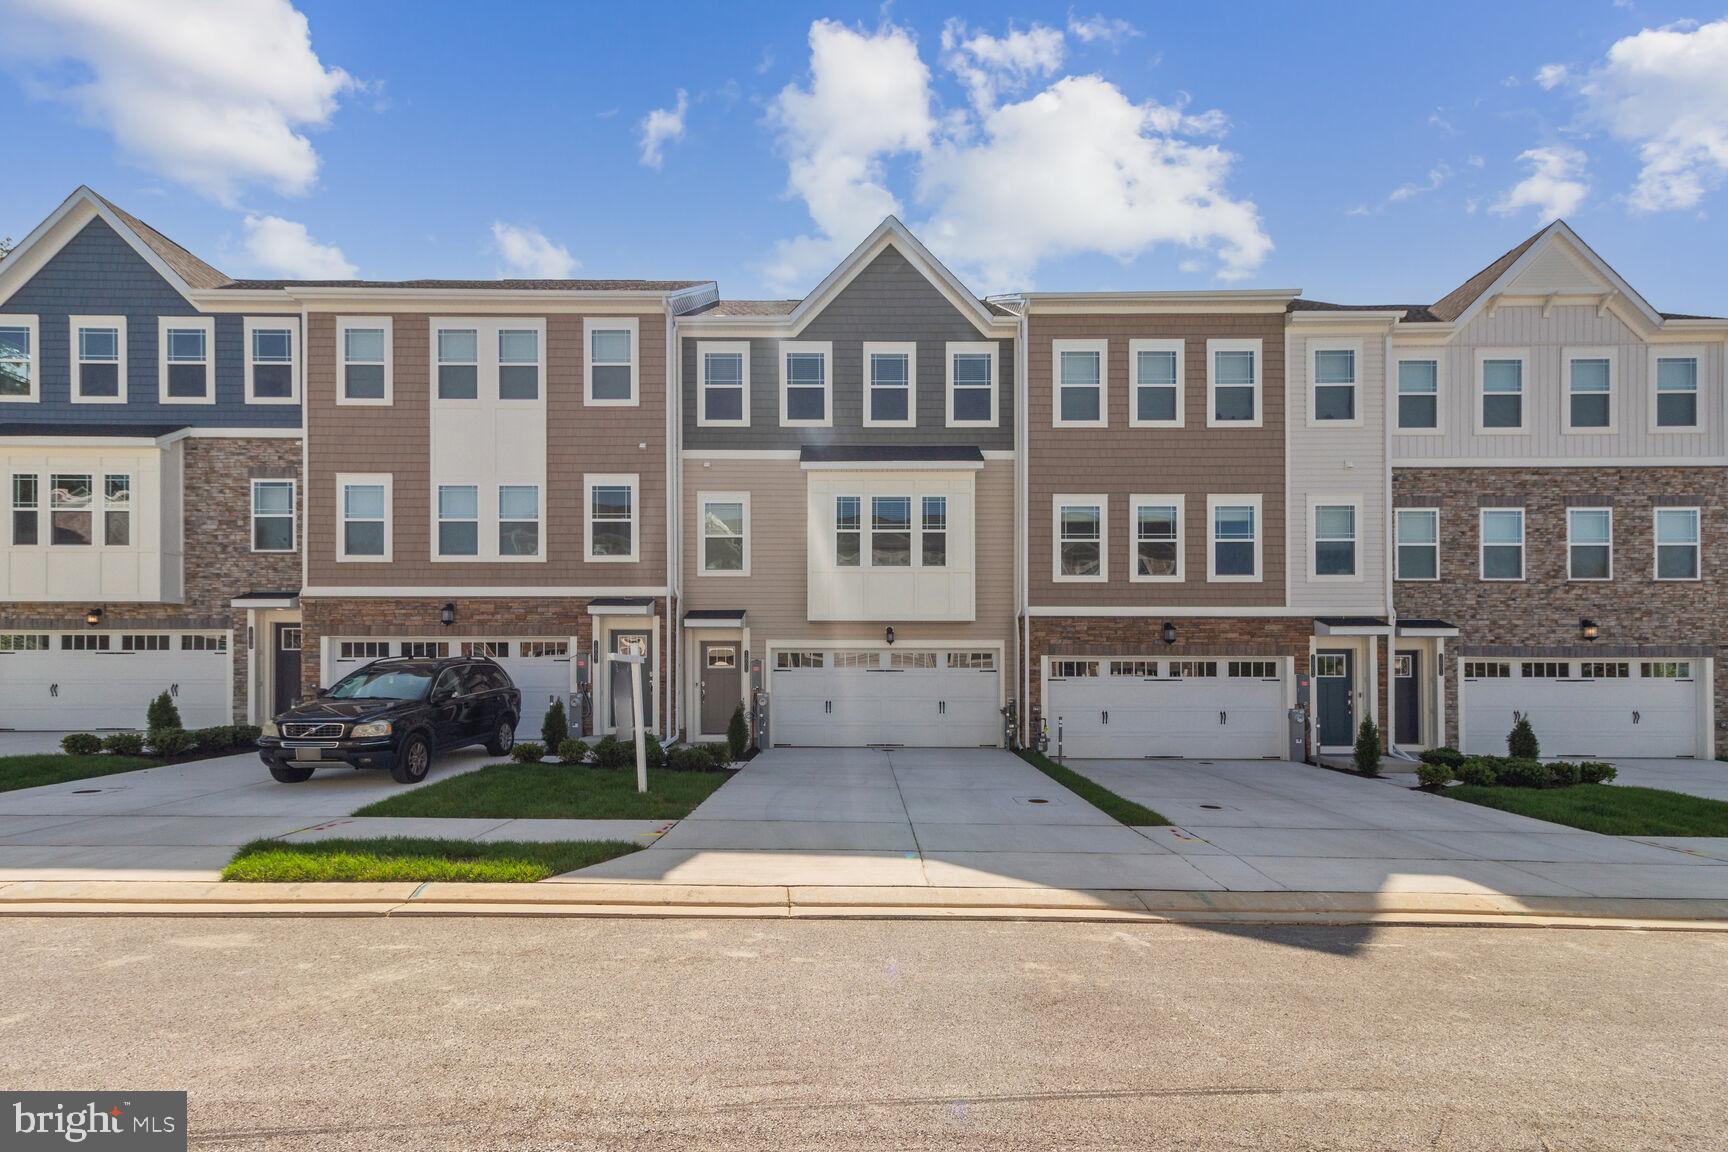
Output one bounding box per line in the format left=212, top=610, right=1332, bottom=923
left=3, top=1, right=1726, bottom=313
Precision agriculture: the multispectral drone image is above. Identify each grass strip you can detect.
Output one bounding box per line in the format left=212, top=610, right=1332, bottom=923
left=222, top=837, right=641, bottom=883
left=352, top=762, right=728, bottom=820
left=0, top=754, right=160, bottom=794
left=1445, top=783, right=1728, bottom=837
left=1017, top=750, right=1170, bottom=826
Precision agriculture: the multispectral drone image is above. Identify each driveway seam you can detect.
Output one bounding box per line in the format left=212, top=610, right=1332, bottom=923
left=885, top=748, right=934, bottom=887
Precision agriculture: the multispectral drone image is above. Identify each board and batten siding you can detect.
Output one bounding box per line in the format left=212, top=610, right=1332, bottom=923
left=1392, top=304, right=1726, bottom=462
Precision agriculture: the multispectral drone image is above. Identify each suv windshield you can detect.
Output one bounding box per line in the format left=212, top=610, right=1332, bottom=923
left=327, top=667, right=433, bottom=701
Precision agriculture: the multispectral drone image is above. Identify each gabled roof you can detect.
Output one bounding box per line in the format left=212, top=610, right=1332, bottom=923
left=1427, top=229, right=1546, bottom=322
left=88, top=191, right=231, bottom=289
left=222, top=278, right=708, bottom=292
left=0, top=186, right=233, bottom=304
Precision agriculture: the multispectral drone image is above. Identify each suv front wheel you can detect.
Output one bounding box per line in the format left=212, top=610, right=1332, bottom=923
left=391, top=733, right=433, bottom=784
left=486, top=718, right=517, bottom=757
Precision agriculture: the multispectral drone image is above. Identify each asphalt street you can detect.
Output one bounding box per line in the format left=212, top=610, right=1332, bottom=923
left=2, top=916, right=1724, bottom=1150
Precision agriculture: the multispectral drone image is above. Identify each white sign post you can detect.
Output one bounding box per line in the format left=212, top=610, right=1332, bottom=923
left=606, top=648, right=649, bottom=793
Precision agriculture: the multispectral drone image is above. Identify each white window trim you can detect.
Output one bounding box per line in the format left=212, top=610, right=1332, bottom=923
left=1052, top=339, right=1108, bottom=429
left=1052, top=494, right=1108, bottom=583
left=250, top=478, right=297, bottom=554
left=0, top=315, right=40, bottom=403
left=1127, top=338, right=1184, bottom=429
left=336, top=317, right=394, bottom=406
left=336, top=472, right=392, bottom=563
left=1206, top=338, right=1263, bottom=429
left=69, top=315, right=127, bottom=405
left=431, top=321, right=481, bottom=405
left=1474, top=348, right=1529, bottom=435
left=1565, top=506, right=1613, bottom=582
left=495, top=320, right=546, bottom=404
left=696, top=340, right=751, bottom=428
left=428, top=317, right=547, bottom=406
left=432, top=482, right=481, bottom=561
left=945, top=341, right=999, bottom=429
left=1393, top=350, right=1445, bottom=435
left=1308, top=493, right=1364, bottom=583
left=1307, top=339, right=1363, bottom=429
left=1653, top=506, right=1702, bottom=582
left=1128, top=493, right=1184, bottom=583
left=1207, top=493, right=1263, bottom=582
left=9, top=471, right=41, bottom=549
left=1648, top=345, right=1708, bottom=434
left=157, top=316, right=215, bottom=405
left=862, top=340, right=917, bottom=429
left=244, top=316, right=301, bottom=405
left=866, top=492, right=917, bottom=570
left=778, top=340, right=832, bottom=428
left=1394, top=507, right=1440, bottom=582
left=698, top=490, right=751, bottom=577
left=1561, top=346, right=1616, bottom=435
left=584, top=316, right=639, bottom=407
left=585, top=473, right=640, bottom=563
left=495, top=482, right=544, bottom=562
left=1479, top=506, right=1525, bottom=582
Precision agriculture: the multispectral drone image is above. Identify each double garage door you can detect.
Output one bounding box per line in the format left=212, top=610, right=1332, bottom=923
left=0, top=631, right=231, bottom=730
left=1046, top=657, right=1287, bottom=760
left=1461, top=658, right=1702, bottom=758
left=328, top=637, right=572, bottom=735
left=771, top=648, right=1001, bottom=748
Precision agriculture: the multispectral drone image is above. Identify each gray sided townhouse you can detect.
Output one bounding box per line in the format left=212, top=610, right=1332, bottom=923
left=3, top=187, right=1726, bottom=767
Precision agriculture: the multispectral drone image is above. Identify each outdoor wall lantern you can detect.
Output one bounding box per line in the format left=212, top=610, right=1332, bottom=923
left=1580, top=618, right=1599, bottom=642
left=85, top=607, right=103, bottom=627
left=885, top=626, right=896, bottom=646
left=440, top=602, right=457, bottom=628
left=1161, top=621, right=1177, bottom=646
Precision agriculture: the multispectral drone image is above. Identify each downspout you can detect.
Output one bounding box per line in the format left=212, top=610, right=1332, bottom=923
left=667, top=303, right=681, bottom=742
left=1015, top=301, right=1030, bottom=748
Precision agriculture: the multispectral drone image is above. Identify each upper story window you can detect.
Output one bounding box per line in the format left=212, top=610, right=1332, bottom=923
left=1053, top=340, right=1106, bottom=427
left=1131, top=496, right=1182, bottom=581
left=835, top=495, right=861, bottom=567
left=946, top=342, right=997, bottom=427
left=1479, top=508, right=1525, bottom=581
left=338, top=319, right=391, bottom=404
left=1396, top=357, right=1439, bottom=430
left=1208, top=340, right=1261, bottom=427
left=0, top=318, right=38, bottom=402
left=870, top=496, right=912, bottom=567
left=251, top=479, right=296, bottom=553
left=922, top=496, right=948, bottom=567
left=1477, top=352, right=1526, bottom=432
left=436, top=484, right=478, bottom=556
left=698, top=341, right=749, bottom=427
left=585, top=318, right=637, bottom=405
left=1130, top=340, right=1183, bottom=428
left=1209, top=496, right=1261, bottom=581
left=1054, top=496, right=1106, bottom=581
left=863, top=342, right=915, bottom=428
left=1564, top=350, right=1613, bottom=433
left=780, top=341, right=831, bottom=427
left=50, top=474, right=93, bottom=545
left=1313, top=502, right=1357, bottom=578
left=1655, top=507, right=1701, bottom=581
left=103, top=476, right=131, bottom=546
left=338, top=474, right=391, bottom=561
left=1653, top=352, right=1701, bottom=431
left=1394, top=508, right=1438, bottom=581
left=498, top=484, right=540, bottom=557
left=1311, top=346, right=1358, bottom=423
left=585, top=474, right=638, bottom=561
left=499, top=330, right=540, bottom=400
left=160, top=317, right=214, bottom=404
left=11, top=476, right=38, bottom=546
left=245, top=319, right=299, bottom=404
left=700, top=494, right=748, bottom=575
left=1567, top=507, right=1612, bottom=580
left=436, top=329, right=479, bottom=399
left=71, top=317, right=125, bottom=404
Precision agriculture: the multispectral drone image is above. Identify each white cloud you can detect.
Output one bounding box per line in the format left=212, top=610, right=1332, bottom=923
left=490, top=222, right=579, bottom=279
left=638, top=89, right=689, bottom=169
left=1388, top=164, right=1451, bottom=203
left=763, top=18, right=1269, bottom=293
left=240, top=215, right=356, bottom=278
left=1576, top=18, right=1728, bottom=211
left=4, top=0, right=355, bottom=205
left=1535, top=63, right=1570, bottom=90
left=1492, top=145, right=1590, bottom=223
left=1067, top=13, right=1140, bottom=46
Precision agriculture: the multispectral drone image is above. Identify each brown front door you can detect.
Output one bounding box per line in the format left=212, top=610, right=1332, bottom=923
left=700, top=643, right=740, bottom=736
left=272, top=624, right=302, bottom=717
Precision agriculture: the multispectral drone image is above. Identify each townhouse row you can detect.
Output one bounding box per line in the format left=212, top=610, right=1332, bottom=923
left=3, top=187, right=1724, bottom=764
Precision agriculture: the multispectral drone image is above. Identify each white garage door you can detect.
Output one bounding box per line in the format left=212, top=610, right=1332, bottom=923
left=770, top=648, right=1001, bottom=748
left=1046, top=657, right=1286, bottom=759
left=0, top=631, right=230, bottom=730
left=327, top=637, right=572, bottom=736
left=1461, top=658, right=1701, bottom=758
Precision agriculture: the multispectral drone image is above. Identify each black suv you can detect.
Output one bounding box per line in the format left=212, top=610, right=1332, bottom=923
left=259, top=656, right=522, bottom=784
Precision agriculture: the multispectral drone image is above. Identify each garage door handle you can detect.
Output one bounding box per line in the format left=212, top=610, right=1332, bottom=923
left=1220, top=710, right=1227, bottom=725
left=171, top=684, right=179, bottom=697
left=49, top=683, right=58, bottom=697
left=938, top=701, right=946, bottom=715
left=1632, top=710, right=1641, bottom=724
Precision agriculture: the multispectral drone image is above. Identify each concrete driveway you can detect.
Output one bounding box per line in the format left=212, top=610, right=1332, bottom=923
left=1607, top=758, right=1728, bottom=802
left=0, top=748, right=494, bottom=881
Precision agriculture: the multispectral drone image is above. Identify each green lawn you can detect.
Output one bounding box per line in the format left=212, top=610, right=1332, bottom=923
left=1447, top=784, right=1728, bottom=837
left=351, top=762, right=729, bottom=820
left=222, top=837, right=642, bottom=883
left=0, top=754, right=160, bottom=794
left=1018, top=750, right=1170, bottom=826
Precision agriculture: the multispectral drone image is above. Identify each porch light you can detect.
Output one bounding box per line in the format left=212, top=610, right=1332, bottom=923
left=85, top=607, right=103, bottom=627
left=885, top=626, right=895, bottom=646
left=1161, top=621, right=1177, bottom=646
left=440, top=602, right=456, bottom=627
left=1580, top=618, right=1599, bottom=642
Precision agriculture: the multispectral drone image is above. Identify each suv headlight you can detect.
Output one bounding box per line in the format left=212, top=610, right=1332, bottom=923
left=350, top=720, right=393, bottom=738
left=261, top=721, right=280, bottom=737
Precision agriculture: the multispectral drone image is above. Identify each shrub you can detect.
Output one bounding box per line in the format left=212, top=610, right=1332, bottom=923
left=1507, top=715, right=1540, bottom=759
left=541, top=698, right=569, bottom=751
left=190, top=726, right=236, bottom=755
left=591, top=736, right=631, bottom=769
left=1580, top=761, right=1617, bottom=785
left=232, top=725, right=262, bottom=748
left=1546, top=760, right=1582, bottom=789
left=1495, top=758, right=1549, bottom=789
left=101, top=732, right=144, bottom=757
left=1416, top=762, right=1453, bottom=791
left=1454, top=757, right=1500, bottom=787
left=1353, top=716, right=1381, bottom=776
left=555, top=738, right=589, bottom=765
left=145, top=727, right=194, bottom=758
left=1419, top=746, right=1464, bottom=769
left=695, top=742, right=731, bottom=769
left=60, top=732, right=103, bottom=756
left=643, top=732, right=665, bottom=770
left=510, top=742, right=547, bottom=764
left=728, top=703, right=750, bottom=761
left=667, top=742, right=732, bottom=772
left=146, top=691, right=183, bottom=731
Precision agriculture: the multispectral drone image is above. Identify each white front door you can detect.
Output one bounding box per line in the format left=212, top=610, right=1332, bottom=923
left=1045, top=657, right=1286, bottom=759
left=770, top=648, right=1001, bottom=748
left=1461, top=657, right=1701, bottom=758
left=0, top=631, right=230, bottom=730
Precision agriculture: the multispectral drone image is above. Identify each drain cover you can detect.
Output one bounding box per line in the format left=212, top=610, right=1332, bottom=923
left=1199, top=803, right=1223, bottom=810
left=72, top=788, right=102, bottom=795
left=1027, top=798, right=1049, bottom=805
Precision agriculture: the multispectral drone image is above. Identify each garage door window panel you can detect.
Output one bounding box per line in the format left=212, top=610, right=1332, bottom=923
left=50, top=474, right=93, bottom=546
left=1655, top=508, right=1700, bottom=580
left=1567, top=508, right=1612, bottom=581
left=1395, top=508, right=1438, bottom=580
left=62, top=634, right=111, bottom=651
left=1480, top=509, right=1524, bottom=581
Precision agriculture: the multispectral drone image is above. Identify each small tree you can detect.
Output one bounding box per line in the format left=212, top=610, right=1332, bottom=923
left=1507, top=715, right=1540, bottom=759
left=147, top=690, right=183, bottom=731
left=727, top=703, right=750, bottom=762
left=541, top=697, right=569, bottom=751
left=1354, top=716, right=1381, bottom=776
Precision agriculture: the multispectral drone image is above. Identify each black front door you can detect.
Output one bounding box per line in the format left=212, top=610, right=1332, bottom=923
left=1394, top=651, right=1420, bottom=746
left=1315, top=649, right=1354, bottom=748
left=609, top=630, right=654, bottom=732
left=272, top=624, right=302, bottom=717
